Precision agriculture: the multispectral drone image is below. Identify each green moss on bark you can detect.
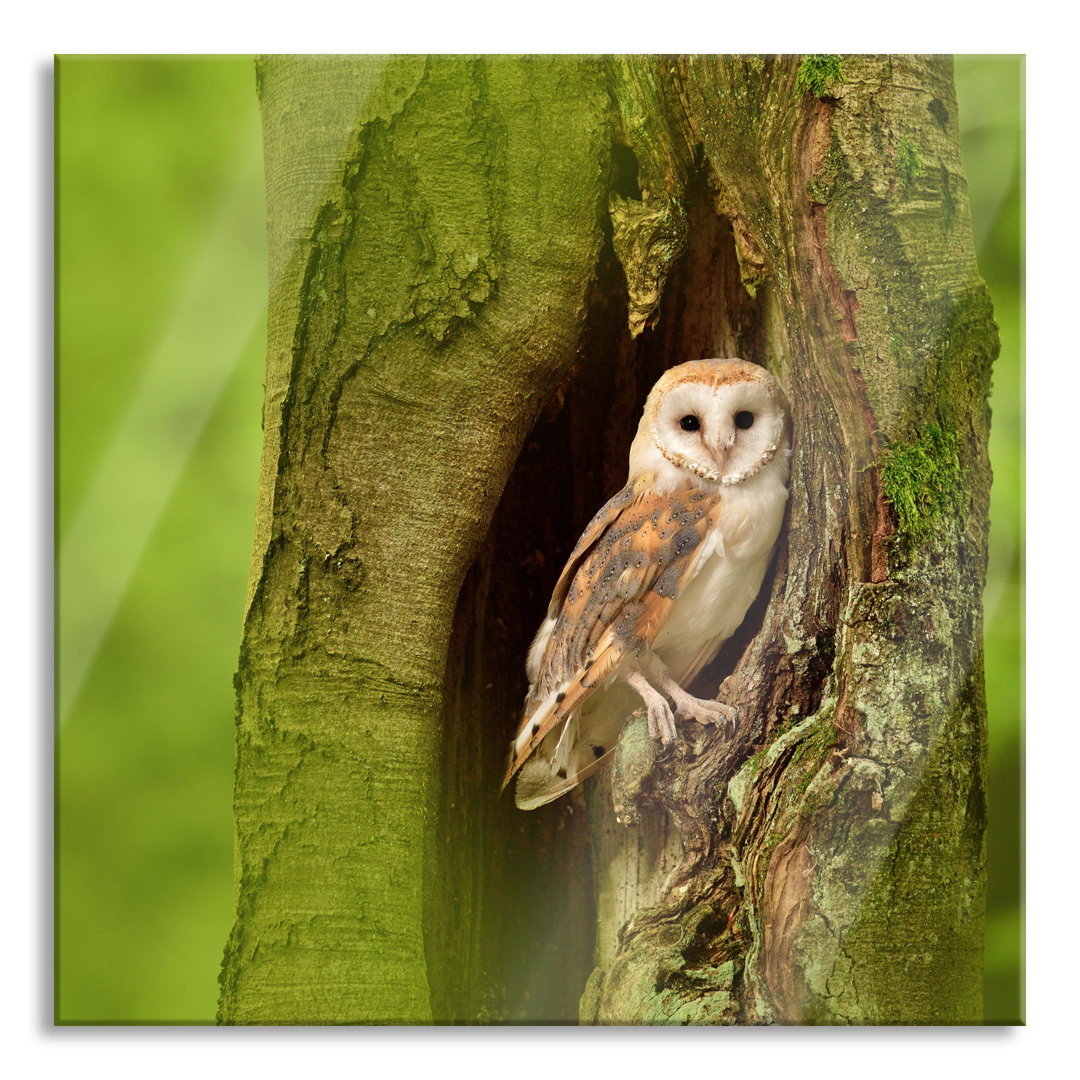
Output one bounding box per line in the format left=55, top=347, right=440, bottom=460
left=880, top=423, right=962, bottom=550
left=795, top=55, right=845, bottom=98
left=807, top=138, right=844, bottom=205
left=817, top=658, right=987, bottom=1024
left=896, top=138, right=926, bottom=195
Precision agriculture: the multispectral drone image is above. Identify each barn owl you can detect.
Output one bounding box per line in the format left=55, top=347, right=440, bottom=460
left=505, top=358, right=791, bottom=810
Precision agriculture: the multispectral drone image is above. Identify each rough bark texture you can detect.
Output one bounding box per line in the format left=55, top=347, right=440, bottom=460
left=219, top=54, right=993, bottom=1025
left=218, top=55, right=612, bottom=1024
left=580, top=54, right=991, bottom=1026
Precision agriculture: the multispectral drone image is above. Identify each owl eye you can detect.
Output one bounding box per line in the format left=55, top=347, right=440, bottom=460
left=734, top=410, right=755, bottom=430
left=679, top=415, right=700, bottom=432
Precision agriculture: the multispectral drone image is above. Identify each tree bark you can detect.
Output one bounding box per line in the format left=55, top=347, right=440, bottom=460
left=219, top=54, right=993, bottom=1025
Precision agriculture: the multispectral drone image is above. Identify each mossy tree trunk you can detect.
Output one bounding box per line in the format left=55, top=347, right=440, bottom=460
left=219, top=54, right=993, bottom=1025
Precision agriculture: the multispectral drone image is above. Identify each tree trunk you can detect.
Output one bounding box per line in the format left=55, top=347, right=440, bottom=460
left=219, top=54, right=993, bottom=1025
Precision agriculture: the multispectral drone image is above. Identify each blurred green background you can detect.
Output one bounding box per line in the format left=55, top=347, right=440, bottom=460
left=55, top=56, right=1023, bottom=1024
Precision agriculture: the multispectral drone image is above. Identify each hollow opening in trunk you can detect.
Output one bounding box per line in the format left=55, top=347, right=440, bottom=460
left=428, top=163, right=777, bottom=1022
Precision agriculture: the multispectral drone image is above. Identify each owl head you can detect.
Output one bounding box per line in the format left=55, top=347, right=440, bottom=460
left=628, top=359, right=791, bottom=491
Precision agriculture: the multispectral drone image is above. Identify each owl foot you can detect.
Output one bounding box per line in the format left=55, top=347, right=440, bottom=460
left=676, top=697, right=737, bottom=735
left=625, top=668, right=678, bottom=745
left=656, top=672, right=737, bottom=736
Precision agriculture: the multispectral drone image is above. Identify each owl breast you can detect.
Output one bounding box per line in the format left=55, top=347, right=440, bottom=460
left=650, top=462, right=789, bottom=683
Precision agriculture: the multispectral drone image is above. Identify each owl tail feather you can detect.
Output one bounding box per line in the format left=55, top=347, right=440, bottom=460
left=514, top=746, right=613, bottom=810
left=513, top=695, right=627, bottom=809
left=552, top=712, right=578, bottom=775
left=504, top=637, right=625, bottom=787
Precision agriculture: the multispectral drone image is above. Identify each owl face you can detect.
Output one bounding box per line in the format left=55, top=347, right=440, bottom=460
left=628, top=359, right=789, bottom=491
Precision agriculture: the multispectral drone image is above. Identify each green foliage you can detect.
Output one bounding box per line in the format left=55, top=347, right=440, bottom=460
left=56, top=56, right=266, bottom=1023
left=795, top=54, right=844, bottom=98
left=954, top=54, right=1023, bottom=1025
left=880, top=423, right=962, bottom=550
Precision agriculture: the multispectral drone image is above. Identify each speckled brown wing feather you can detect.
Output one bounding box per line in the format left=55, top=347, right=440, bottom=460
left=504, top=474, right=724, bottom=786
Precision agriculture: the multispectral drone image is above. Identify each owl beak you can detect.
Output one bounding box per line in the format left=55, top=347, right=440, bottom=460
left=705, top=433, right=732, bottom=475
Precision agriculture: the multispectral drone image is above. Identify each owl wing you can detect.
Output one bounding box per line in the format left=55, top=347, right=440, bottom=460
left=504, top=474, right=724, bottom=792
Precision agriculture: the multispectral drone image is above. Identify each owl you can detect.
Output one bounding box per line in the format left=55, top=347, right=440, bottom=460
left=504, top=358, right=791, bottom=810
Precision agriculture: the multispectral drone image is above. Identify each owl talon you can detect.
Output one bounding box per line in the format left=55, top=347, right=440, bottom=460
left=627, top=668, right=678, bottom=744
left=656, top=671, right=737, bottom=737
left=648, top=700, right=678, bottom=745
left=675, top=698, right=737, bottom=735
